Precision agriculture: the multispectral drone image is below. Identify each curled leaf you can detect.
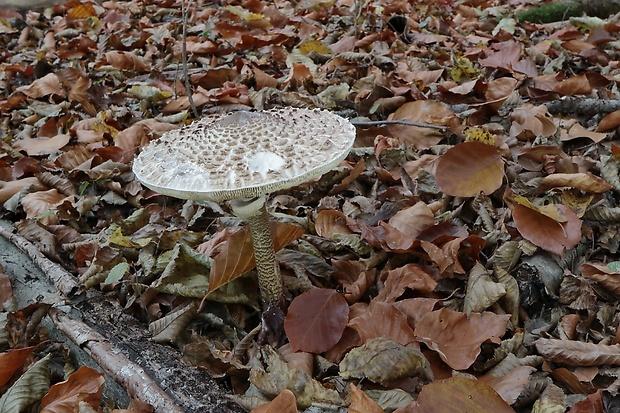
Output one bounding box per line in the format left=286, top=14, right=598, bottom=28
left=339, top=337, right=433, bottom=385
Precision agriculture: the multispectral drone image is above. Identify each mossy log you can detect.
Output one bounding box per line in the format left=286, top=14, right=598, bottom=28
left=517, top=0, right=620, bottom=23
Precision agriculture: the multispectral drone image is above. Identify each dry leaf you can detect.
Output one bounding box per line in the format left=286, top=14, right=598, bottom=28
left=251, top=389, right=298, bottom=413
left=435, top=141, right=504, bottom=197
left=40, top=366, right=105, bottom=413
left=348, top=384, right=384, bottom=413
left=513, top=204, right=582, bottom=256
left=284, top=288, right=349, bottom=354
left=536, top=338, right=620, bottom=366
left=339, top=337, right=433, bottom=385
left=415, top=308, right=511, bottom=370
left=463, top=262, right=506, bottom=314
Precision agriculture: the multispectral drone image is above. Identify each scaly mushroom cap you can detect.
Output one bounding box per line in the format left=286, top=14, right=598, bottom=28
left=132, top=108, right=356, bottom=202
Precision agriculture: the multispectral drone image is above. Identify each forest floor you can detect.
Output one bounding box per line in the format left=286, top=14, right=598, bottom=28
left=3, top=0, right=620, bottom=412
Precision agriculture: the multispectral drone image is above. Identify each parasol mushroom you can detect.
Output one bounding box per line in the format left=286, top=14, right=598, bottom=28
left=132, top=108, right=356, bottom=310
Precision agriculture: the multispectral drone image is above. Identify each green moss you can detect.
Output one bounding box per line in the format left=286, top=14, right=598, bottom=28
left=516, top=2, right=585, bottom=23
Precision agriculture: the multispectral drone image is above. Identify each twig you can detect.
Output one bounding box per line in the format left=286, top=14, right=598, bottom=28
left=0, top=228, right=79, bottom=297
left=49, top=308, right=185, bottom=413
left=181, top=0, right=199, bottom=118
left=350, top=119, right=449, bottom=131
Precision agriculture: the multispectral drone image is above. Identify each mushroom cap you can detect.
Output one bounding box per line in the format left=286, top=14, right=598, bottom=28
left=132, top=108, right=356, bottom=202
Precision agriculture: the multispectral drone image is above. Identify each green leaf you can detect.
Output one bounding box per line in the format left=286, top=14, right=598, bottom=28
left=103, top=262, right=130, bottom=285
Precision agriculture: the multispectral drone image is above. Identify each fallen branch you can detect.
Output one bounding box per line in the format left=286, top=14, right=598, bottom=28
left=49, top=307, right=185, bottom=413
left=0, top=228, right=79, bottom=297
left=350, top=119, right=449, bottom=131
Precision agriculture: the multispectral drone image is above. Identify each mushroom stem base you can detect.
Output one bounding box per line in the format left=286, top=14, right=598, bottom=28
left=246, top=204, right=284, bottom=308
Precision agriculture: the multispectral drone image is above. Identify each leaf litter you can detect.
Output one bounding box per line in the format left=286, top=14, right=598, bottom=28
left=3, top=0, right=620, bottom=411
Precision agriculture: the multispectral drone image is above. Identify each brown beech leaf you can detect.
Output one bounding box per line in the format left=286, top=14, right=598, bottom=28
left=348, top=383, right=383, bottom=413
left=387, top=201, right=435, bottom=240
left=536, top=338, right=620, bottom=366
left=414, top=377, right=515, bottom=413
left=16, top=73, right=63, bottom=98
left=21, top=189, right=67, bottom=225
left=209, top=222, right=304, bottom=294
left=596, top=109, right=620, bottom=132
left=278, top=344, right=313, bottom=376
left=435, top=141, right=504, bottom=197
left=388, top=101, right=459, bottom=150
left=393, top=298, right=442, bottom=330
left=537, top=173, right=612, bottom=193
left=568, top=390, right=604, bottom=413
left=13, top=134, right=72, bottom=157
left=348, top=300, right=417, bottom=346
left=339, top=337, right=433, bottom=385
left=284, top=288, right=349, bottom=354
left=480, top=366, right=536, bottom=404
left=251, top=389, right=298, bottom=413
left=581, top=262, right=620, bottom=297
left=513, top=204, right=582, bottom=256
left=561, top=122, right=607, bottom=143
left=0, top=346, right=36, bottom=388
left=517, top=145, right=573, bottom=172
left=414, top=307, right=511, bottom=370
left=314, top=209, right=353, bottom=238
left=40, top=366, right=105, bottom=412
left=510, top=103, right=557, bottom=139
left=375, top=263, right=437, bottom=303
left=103, top=51, right=149, bottom=72
left=0, top=178, right=45, bottom=204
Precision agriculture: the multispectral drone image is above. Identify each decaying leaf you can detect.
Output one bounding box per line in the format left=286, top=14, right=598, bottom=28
left=0, top=354, right=51, bottom=413
left=581, top=262, right=620, bottom=297
left=209, top=222, right=304, bottom=294
left=537, top=173, right=612, bottom=193
left=536, top=338, right=620, bottom=366
left=480, top=365, right=536, bottom=404
left=249, top=345, right=342, bottom=409
left=463, top=262, right=506, bottom=314
left=339, top=337, right=433, bottom=385
left=414, top=376, right=515, bottom=413
left=149, top=302, right=196, bottom=345
left=388, top=101, right=459, bottom=150
left=153, top=243, right=211, bottom=298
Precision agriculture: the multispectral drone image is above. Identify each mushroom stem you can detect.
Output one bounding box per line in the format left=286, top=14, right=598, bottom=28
left=231, top=197, right=284, bottom=308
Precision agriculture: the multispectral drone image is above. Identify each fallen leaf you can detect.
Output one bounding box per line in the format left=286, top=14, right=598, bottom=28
left=415, top=308, right=511, bottom=370
left=414, top=377, right=515, bottom=413
left=40, top=366, right=105, bottom=413
left=435, top=141, right=504, bottom=197
left=348, top=383, right=383, bottom=413
left=284, top=288, right=349, bottom=354
left=339, top=337, right=433, bottom=385
left=536, top=338, right=620, bottom=366
left=513, top=203, right=582, bottom=256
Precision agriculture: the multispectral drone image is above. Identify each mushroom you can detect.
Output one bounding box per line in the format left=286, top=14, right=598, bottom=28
left=132, top=108, right=356, bottom=309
